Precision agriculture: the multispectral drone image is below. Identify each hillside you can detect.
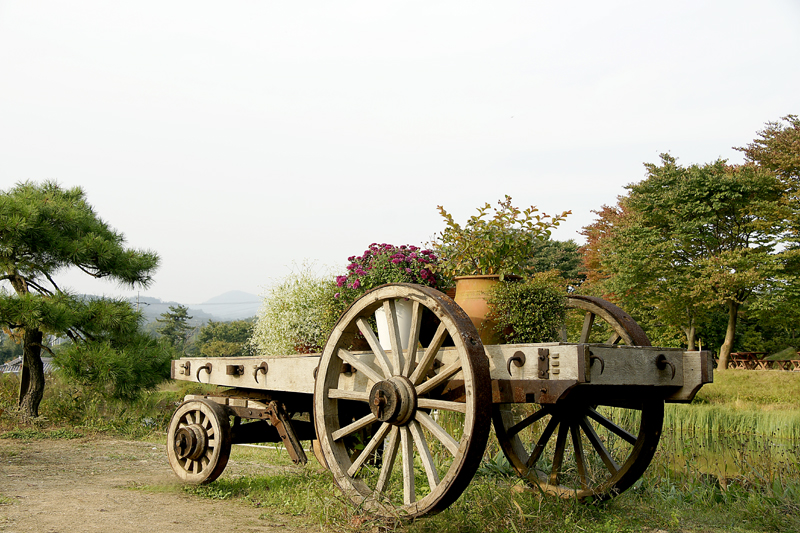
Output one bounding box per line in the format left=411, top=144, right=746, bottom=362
left=129, top=291, right=260, bottom=324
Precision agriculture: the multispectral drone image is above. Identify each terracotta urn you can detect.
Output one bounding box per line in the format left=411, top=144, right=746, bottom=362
left=454, top=274, right=520, bottom=345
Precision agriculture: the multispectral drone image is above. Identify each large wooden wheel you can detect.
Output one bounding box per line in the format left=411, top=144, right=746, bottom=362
left=314, top=284, right=492, bottom=519
left=167, top=398, right=232, bottom=484
left=494, top=295, right=662, bottom=500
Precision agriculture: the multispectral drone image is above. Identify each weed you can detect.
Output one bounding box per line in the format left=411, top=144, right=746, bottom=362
left=0, top=428, right=48, bottom=440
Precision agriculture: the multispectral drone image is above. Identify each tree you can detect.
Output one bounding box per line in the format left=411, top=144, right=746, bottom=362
left=737, top=115, right=800, bottom=245
left=155, top=305, right=194, bottom=354
left=737, top=115, right=800, bottom=189
left=0, top=181, right=160, bottom=420
left=582, top=155, right=790, bottom=367
left=527, top=238, right=584, bottom=285
left=196, top=320, right=253, bottom=357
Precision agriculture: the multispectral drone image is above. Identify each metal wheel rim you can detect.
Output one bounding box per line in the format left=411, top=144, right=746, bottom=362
left=314, top=283, right=492, bottom=519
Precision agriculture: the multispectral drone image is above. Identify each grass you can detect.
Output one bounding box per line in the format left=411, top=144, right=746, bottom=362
left=0, top=427, right=84, bottom=440
left=174, top=443, right=800, bottom=532
left=0, top=371, right=218, bottom=438
left=693, top=369, right=800, bottom=410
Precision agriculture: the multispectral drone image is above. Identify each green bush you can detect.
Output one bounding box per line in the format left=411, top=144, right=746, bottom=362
left=250, top=264, right=340, bottom=356
left=487, top=272, right=566, bottom=343
left=53, top=333, right=172, bottom=401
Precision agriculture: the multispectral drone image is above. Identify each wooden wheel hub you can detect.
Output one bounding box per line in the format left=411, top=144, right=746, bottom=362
left=368, top=376, right=416, bottom=425
left=174, top=424, right=208, bottom=461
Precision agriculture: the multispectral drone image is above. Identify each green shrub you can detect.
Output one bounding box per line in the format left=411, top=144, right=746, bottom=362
left=53, top=333, right=172, bottom=401
left=487, top=272, right=566, bottom=343
left=250, top=264, right=339, bottom=356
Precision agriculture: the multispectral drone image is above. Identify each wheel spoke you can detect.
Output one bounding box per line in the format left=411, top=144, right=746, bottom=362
left=400, top=426, right=415, bottom=505
left=416, top=411, right=459, bottom=456
left=580, top=312, right=596, bottom=343
left=384, top=300, right=404, bottom=375
left=526, top=415, right=559, bottom=470
left=549, top=420, right=569, bottom=486
left=409, top=323, right=448, bottom=385
left=375, top=426, right=400, bottom=495
left=337, top=348, right=384, bottom=385
left=356, top=317, right=394, bottom=378
left=416, top=398, right=467, bottom=413
left=507, top=406, right=549, bottom=437
left=415, top=360, right=462, bottom=396
left=580, top=417, right=620, bottom=474
left=587, top=407, right=637, bottom=445
left=403, top=301, right=423, bottom=377
left=348, top=422, right=392, bottom=477
left=409, top=420, right=440, bottom=490
left=570, top=422, right=588, bottom=490
left=606, top=332, right=622, bottom=345
left=328, top=389, right=370, bottom=402
left=331, top=412, right=378, bottom=442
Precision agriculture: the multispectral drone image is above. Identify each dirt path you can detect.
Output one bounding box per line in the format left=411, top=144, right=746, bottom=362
left=0, top=437, right=317, bottom=533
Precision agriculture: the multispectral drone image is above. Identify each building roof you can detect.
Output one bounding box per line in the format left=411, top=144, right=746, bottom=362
left=0, top=357, right=57, bottom=374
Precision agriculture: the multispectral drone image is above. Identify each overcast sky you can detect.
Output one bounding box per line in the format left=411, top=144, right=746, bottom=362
left=1, top=1, right=798, bottom=306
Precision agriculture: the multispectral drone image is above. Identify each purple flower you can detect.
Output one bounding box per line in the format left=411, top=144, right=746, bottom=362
left=334, top=292, right=340, bottom=299
left=352, top=279, right=361, bottom=289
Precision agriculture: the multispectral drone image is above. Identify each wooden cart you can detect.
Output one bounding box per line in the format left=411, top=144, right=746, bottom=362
left=167, top=284, right=713, bottom=519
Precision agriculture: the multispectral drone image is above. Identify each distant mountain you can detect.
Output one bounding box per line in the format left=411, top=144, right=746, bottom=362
left=130, top=296, right=217, bottom=326
left=195, top=290, right=261, bottom=321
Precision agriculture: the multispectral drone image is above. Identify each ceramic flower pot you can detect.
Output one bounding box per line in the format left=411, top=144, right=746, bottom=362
left=375, top=298, right=414, bottom=350
left=454, top=275, right=520, bottom=345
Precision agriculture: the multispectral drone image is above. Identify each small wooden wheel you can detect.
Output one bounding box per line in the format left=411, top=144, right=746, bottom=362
left=314, top=284, right=492, bottom=519
left=167, top=399, right=232, bottom=484
left=565, top=295, right=651, bottom=347
left=495, top=295, right=662, bottom=500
